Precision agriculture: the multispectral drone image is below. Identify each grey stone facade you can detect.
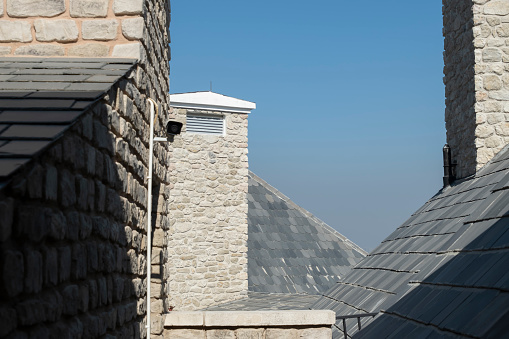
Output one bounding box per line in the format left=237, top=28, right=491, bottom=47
left=0, top=64, right=171, bottom=338
left=0, top=0, right=171, bottom=337
left=166, top=106, right=250, bottom=311
left=444, top=0, right=509, bottom=178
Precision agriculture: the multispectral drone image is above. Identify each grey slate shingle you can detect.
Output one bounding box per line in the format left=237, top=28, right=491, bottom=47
left=247, top=171, right=366, bottom=296
left=312, top=145, right=509, bottom=338
left=0, top=57, right=136, bottom=186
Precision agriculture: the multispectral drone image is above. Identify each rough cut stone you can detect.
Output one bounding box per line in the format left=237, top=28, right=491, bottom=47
left=484, top=74, right=503, bottom=90
left=484, top=1, right=509, bottom=16
left=70, top=0, right=108, bottom=18
left=69, top=43, right=109, bottom=57
left=0, top=306, right=16, bottom=337
left=0, top=47, right=11, bottom=56
left=0, top=21, right=32, bottom=42
left=483, top=48, right=503, bottom=62
left=82, top=20, right=119, bottom=41
left=165, top=329, right=205, bottom=339
left=24, top=250, right=43, bottom=293
left=14, top=44, right=65, bottom=56
left=2, top=250, right=24, bottom=297
left=112, top=43, right=142, bottom=59
left=113, top=0, right=143, bottom=15
left=0, top=198, right=14, bottom=242
left=122, top=17, right=145, bottom=40
left=7, top=0, right=65, bottom=17
left=34, top=19, right=79, bottom=43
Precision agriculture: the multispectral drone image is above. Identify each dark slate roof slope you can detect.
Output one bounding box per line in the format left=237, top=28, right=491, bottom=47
left=205, top=292, right=321, bottom=311
left=0, top=57, right=136, bottom=189
left=247, top=171, right=366, bottom=295
left=312, top=145, right=509, bottom=338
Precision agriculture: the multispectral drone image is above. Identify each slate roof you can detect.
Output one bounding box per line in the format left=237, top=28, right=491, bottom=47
left=312, top=145, right=509, bottom=338
left=205, top=292, right=321, bottom=311
left=247, top=171, right=366, bottom=295
left=0, top=57, right=136, bottom=189
left=207, top=172, right=366, bottom=311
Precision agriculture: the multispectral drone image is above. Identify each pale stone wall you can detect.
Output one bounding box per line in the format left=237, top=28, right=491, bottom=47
left=444, top=0, right=509, bottom=178
left=0, top=0, right=171, bottom=335
left=0, top=67, right=171, bottom=337
left=166, top=107, right=250, bottom=310
left=0, top=0, right=172, bottom=107
left=164, top=310, right=335, bottom=339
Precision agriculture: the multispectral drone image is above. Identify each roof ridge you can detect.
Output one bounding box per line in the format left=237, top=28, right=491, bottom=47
left=248, top=170, right=367, bottom=256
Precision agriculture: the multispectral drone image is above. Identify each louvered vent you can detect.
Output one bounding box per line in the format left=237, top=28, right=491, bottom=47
left=186, top=114, right=224, bottom=135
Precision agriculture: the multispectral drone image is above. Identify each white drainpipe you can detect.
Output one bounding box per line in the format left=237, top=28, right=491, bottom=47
left=146, top=98, right=157, bottom=339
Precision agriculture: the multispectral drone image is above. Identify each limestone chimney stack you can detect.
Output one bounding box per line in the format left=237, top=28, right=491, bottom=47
left=443, top=0, right=509, bottom=179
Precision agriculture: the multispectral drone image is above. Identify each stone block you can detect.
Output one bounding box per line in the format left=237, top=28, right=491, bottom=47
left=49, top=210, right=66, bottom=240
left=16, top=299, right=46, bottom=326
left=1, top=250, right=24, bottom=297
left=58, top=246, right=71, bottom=282
left=204, top=310, right=335, bottom=327
left=0, top=198, right=14, bottom=242
left=112, top=42, right=142, bottom=59
left=0, top=46, right=11, bottom=55
left=0, top=306, right=17, bottom=337
left=122, top=17, right=145, bottom=40
left=69, top=42, right=110, bottom=57
left=15, top=44, right=65, bottom=57
left=485, top=1, right=509, bottom=16
left=0, top=21, right=32, bottom=42
left=7, top=0, right=65, bottom=17
left=70, top=0, right=108, bottom=17
left=17, top=206, right=51, bottom=242
left=42, top=247, right=58, bottom=286
left=483, top=48, right=503, bottom=62
left=34, top=19, right=78, bottom=42
left=298, top=327, right=331, bottom=339
left=82, top=19, right=119, bottom=41
left=114, top=0, right=143, bottom=15
left=165, top=329, right=205, bottom=339
left=236, top=328, right=264, bottom=339
left=71, top=243, right=87, bottom=280
left=265, top=328, right=297, bottom=339
left=151, top=314, right=165, bottom=335
left=206, top=330, right=235, bottom=339
left=45, top=164, right=58, bottom=201
left=62, top=285, right=80, bottom=316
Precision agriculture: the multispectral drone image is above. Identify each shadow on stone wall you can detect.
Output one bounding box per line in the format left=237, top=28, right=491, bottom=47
left=0, top=82, right=168, bottom=338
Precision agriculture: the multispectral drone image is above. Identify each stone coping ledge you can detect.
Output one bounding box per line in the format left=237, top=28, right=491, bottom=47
left=164, top=310, right=336, bottom=328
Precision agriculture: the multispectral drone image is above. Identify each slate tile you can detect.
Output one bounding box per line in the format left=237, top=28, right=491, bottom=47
left=0, top=124, right=67, bottom=139
left=0, top=111, right=81, bottom=123
left=0, top=82, right=71, bottom=90
left=86, top=75, right=122, bottom=83
left=0, top=140, right=50, bottom=156
left=464, top=292, right=509, bottom=337
left=10, top=75, right=90, bottom=82
left=26, top=91, right=103, bottom=99
left=66, top=83, right=112, bottom=91
left=0, top=99, right=75, bottom=110
left=0, top=91, right=30, bottom=98
left=0, top=158, right=30, bottom=177
left=440, top=290, right=498, bottom=333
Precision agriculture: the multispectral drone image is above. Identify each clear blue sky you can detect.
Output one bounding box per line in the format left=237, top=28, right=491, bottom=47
left=169, top=0, right=445, bottom=252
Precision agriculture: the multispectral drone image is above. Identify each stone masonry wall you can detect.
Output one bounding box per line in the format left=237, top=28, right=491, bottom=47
left=164, top=310, right=335, bottom=339
left=166, top=107, right=249, bottom=311
left=444, top=0, right=509, bottom=178
left=0, top=66, right=171, bottom=337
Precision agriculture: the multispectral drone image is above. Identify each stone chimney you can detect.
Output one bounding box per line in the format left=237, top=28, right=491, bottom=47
left=0, top=0, right=170, bottom=104
left=166, top=92, right=255, bottom=310
left=443, top=0, right=509, bottom=178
